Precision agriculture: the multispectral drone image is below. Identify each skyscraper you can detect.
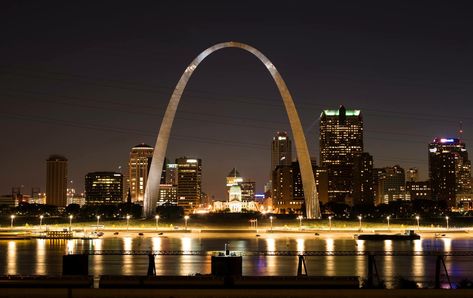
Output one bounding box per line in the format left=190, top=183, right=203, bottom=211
left=176, top=157, right=202, bottom=213
left=352, top=152, right=374, bottom=205
left=429, top=137, right=471, bottom=208
left=271, top=131, right=292, bottom=173
left=128, top=143, right=154, bottom=203
left=319, top=105, right=363, bottom=203
left=85, top=172, right=123, bottom=204
left=46, top=154, right=68, bottom=207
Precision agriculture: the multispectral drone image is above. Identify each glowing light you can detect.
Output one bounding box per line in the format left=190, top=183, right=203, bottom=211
left=440, top=138, right=455, bottom=143
left=323, top=109, right=361, bottom=116
left=296, top=238, right=305, bottom=254
left=186, top=159, right=198, bottom=163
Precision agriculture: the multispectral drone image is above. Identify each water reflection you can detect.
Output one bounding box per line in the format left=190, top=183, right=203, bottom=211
left=93, top=239, right=103, bottom=275
left=2, top=236, right=473, bottom=281
left=355, top=240, right=365, bottom=277
left=412, top=240, right=424, bottom=280
left=7, top=241, right=16, bottom=274
left=66, top=240, right=75, bottom=254
left=36, top=239, right=46, bottom=275
left=122, top=237, right=132, bottom=275
left=325, top=238, right=335, bottom=274
left=265, top=238, right=276, bottom=275
left=179, top=237, right=193, bottom=275
left=296, top=238, right=305, bottom=254
left=383, top=240, right=394, bottom=278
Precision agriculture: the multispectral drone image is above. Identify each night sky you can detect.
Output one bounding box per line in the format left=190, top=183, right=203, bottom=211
left=1, top=1, right=472, bottom=200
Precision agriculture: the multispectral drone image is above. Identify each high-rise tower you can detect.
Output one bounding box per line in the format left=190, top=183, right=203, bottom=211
left=46, top=154, right=68, bottom=207
left=128, top=143, right=154, bottom=203
left=271, top=131, right=292, bottom=173
left=176, top=157, right=202, bottom=213
left=429, top=137, right=471, bottom=208
left=319, top=105, right=363, bottom=203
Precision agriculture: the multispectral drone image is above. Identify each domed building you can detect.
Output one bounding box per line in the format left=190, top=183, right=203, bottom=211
left=213, top=168, right=258, bottom=213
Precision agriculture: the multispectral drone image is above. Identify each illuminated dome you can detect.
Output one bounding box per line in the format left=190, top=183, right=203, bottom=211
left=229, top=185, right=242, bottom=202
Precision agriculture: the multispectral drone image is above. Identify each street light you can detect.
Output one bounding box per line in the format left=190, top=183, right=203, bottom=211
left=96, top=215, right=101, bottom=229
left=415, top=216, right=420, bottom=230
left=445, top=216, right=449, bottom=230
left=269, top=216, right=273, bottom=231
left=10, top=215, right=15, bottom=228
left=328, top=216, right=332, bottom=231
left=155, top=215, right=160, bottom=231
left=297, top=215, right=303, bottom=230
left=126, top=215, right=130, bottom=231
left=387, top=216, right=391, bottom=231
left=358, top=216, right=362, bottom=231
left=184, top=215, right=190, bottom=231
left=39, top=215, right=44, bottom=229
left=69, top=215, right=73, bottom=231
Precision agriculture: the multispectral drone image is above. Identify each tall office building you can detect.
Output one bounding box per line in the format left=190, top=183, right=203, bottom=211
left=271, top=131, right=292, bottom=173
left=273, top=161, right=321, bottom=214
left=176, top=157, right=202, bottom=213
left=374, top=165, right=407, bottom=204
left=46, top=154, right=68, bottom=207
left=128, top=143, right=154, bottom=203
left=319, top=106, right=363, bottom=203
left=165, top=163, right=178, bottom=185
left=272, top=164, right=295, bottom=213
left=429, top=137, right=471, bottom=208
left=352, top=152, right=374, bottom=205
left=85, top=172, right=123, bottom=204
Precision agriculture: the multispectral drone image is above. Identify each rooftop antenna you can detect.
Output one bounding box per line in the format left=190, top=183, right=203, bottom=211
left=459, top=121, right=464, bottom=140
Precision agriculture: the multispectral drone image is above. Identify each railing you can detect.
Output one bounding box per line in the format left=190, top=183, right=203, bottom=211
left=77, top=250, right=473, bottom=257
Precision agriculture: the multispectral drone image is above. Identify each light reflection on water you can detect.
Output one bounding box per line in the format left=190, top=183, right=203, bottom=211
left=7, top=241, right=16, bottom=274
left=36, top=239, right=46, bottom=275
left=2, top=235, right=473, bottom=284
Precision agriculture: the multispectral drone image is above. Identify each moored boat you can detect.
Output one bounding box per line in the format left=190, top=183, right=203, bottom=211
left=355, top=230, right=420, bottom=240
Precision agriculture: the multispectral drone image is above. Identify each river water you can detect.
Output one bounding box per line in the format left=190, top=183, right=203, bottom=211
left=1, top=233, right=473, bottom=288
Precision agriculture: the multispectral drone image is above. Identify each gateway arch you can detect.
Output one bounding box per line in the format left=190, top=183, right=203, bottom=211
left=144, top=41, right=320, bottom=219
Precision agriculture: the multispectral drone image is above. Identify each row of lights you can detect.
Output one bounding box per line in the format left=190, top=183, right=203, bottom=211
left=9, top=214, right=192, bottom=231
left=8, top=214, right=450, bottom=231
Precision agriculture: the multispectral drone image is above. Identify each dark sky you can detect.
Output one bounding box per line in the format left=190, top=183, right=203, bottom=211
left=1, top=1, right=472, bottom=200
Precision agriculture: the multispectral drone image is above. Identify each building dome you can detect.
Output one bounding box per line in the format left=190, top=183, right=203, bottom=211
left=229, top=185, right=242, bottom=202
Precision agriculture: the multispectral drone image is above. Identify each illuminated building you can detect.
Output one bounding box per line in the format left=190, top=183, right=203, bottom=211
left=407, top=168, right=419, bottom=182
left=128, top=143, right=154, bottom=203
left=271, top=131, right=292, bottom=173
left=406, top=181, right=431, bottom=201
left=165, top=163, right=178, bottom=185
left=374, top=165, right=407, bottom=204
left=85, top=172, right=123, bottom=204
left=176, top=157, right=202, bottom=213
left=273, top=161, right=322, bottom=214
left=67, top=188, right=86, bottom=206
left=319, top=106, right=363, bottom=203
left=429, top=137, right=471, bottom=207
left=240, top=180, right=256, bottom=202
left=158, top=184, right=177, bottom=205
left=227, top=168, right=243, bottom=188
left=352, top=152, right=374, bottom=205
left=46, top=154, right=68, bottom=207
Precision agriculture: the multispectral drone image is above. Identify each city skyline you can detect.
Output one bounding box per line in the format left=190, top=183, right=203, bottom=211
left=1, top=1, right=472, bottom=201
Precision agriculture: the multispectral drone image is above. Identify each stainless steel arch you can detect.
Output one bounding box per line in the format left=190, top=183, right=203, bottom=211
left=143, top=41, right=320, bottom=219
